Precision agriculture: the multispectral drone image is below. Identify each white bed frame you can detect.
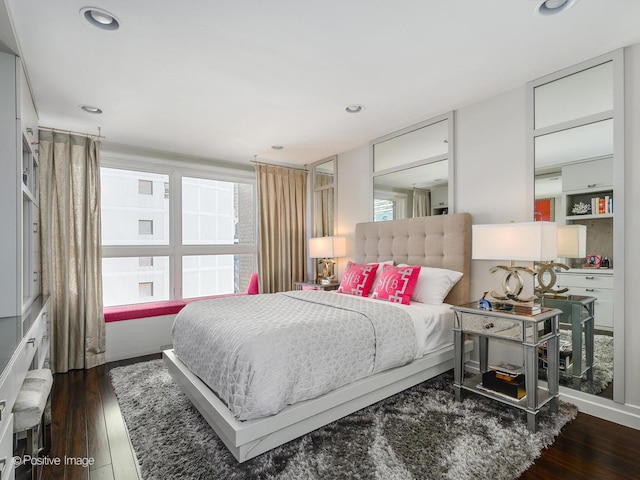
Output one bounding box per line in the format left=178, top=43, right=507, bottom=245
left=164, top=213, right=472, bottom=462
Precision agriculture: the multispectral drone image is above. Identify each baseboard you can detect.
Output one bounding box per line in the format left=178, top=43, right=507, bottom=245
left=559, top=389, right=640, bottom=430
left=106, top=345, right=169, bottom=363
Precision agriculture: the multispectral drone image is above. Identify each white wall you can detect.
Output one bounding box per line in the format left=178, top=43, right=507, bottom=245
left=106, top=315, right=175, bottom=362
left=335, top=144, right=371, bottom=276
left=334, top=46, right=640, bottom=429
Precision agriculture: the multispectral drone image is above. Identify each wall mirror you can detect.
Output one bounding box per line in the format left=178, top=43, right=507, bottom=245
left=311, top=156, right=335, bottom=237
left=371, top=112, right=454, bottom=221
left=529, top=50, right=624, bottom=403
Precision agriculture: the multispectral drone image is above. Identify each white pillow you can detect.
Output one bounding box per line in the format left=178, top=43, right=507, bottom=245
left=398, top=264, right=463, bottom=305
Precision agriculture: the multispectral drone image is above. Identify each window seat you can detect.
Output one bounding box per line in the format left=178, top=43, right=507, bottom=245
left=104, top=293, right=250, bottom=322
left=104, top=273, right=259, bottom=322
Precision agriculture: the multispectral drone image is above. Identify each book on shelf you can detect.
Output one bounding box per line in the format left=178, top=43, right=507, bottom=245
left=480, top=362, right=527, bottom=400
left=489, top=361, right=524, bottom=377
left=538, top=339, right=573, bottom=371
left=589, top=196, right=614, bottom=215
left=476, top=383, right=526, bottom=402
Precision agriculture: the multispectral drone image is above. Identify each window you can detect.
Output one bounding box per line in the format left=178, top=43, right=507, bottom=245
left=138, top=220, right=154, bottom=235
left=139, top=257, right=154, bottom=267
left=101, top=165, right=256, bottom=307
left=374, top=199, right=395, bottom=222
left=138, top=179, right=153, bottom=195
left=101, top=168, right=170, bottom=246
left=139, top=282, right=154, bottom=297
left=102, top=256, right=170, bottom=306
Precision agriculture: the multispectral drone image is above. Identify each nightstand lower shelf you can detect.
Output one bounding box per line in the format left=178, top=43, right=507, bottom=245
left=460, top=374, right=555, bottom=412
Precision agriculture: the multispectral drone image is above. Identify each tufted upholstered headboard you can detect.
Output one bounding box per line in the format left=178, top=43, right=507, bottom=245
left=353, top=213, right=472, bottom=306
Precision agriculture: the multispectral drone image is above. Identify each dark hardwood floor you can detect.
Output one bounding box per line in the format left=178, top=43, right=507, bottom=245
left=29, top=355, right=640, bottom=480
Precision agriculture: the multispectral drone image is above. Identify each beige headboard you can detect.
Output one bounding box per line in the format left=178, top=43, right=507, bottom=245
left=354, top=213, right=472, bottom=306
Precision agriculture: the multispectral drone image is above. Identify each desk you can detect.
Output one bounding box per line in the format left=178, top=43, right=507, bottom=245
left=540, top=295, right=596, bottom=389
left=451, top=302, right=561, bottom=432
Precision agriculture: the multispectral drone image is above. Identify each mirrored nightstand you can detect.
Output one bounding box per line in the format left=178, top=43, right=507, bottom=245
left=294, top=281, right=339, bottom=291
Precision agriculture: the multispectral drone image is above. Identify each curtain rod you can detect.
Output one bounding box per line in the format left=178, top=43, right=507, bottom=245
left=39, top=126, right=106, bottom=139
left=250, top=155, right=307, bottom=171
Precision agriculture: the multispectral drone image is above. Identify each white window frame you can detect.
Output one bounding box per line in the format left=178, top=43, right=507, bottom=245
left=101, top=152, right=257, bottom=303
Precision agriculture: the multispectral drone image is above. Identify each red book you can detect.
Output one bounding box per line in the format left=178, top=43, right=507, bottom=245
left=599, top=198, right=605, bottom=214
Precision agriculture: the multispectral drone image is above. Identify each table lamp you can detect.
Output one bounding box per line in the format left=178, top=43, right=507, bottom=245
left=309, top=236, right=346, bottom=284
left=473, top=222, right=558, bottom=302
left=535, top=224, right=587, bottom=295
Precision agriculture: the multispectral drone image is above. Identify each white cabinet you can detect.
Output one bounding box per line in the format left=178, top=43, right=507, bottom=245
left=555, top=270, right=613, bottom=330
left=0, top=52, right=44, bottom=478
left=562, top=157, right=613, bottom=193
left=0, top=297, right=49, bottom=480
left=0, top=53, right=39, bottom=317
left=562, top=157, right=614, bottom=220
left=430, top=184, right=448, bottom=215
left=0, top=414, right=14, bottom=480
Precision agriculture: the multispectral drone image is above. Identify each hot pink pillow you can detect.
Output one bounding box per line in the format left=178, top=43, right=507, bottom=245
left=337, top=262, right=379, bottom=297
left=372, top=264, right=422, bottom=305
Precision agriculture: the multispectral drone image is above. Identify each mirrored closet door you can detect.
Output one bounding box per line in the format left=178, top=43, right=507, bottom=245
left=529, top=50, right=624, bottom=403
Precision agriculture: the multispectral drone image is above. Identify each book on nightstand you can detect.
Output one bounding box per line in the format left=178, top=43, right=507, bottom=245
left=491, top=301, right=542, bottom=316
left=480, top=362, right=527, bottom=400
left=538, top=339, right=573, bottom=371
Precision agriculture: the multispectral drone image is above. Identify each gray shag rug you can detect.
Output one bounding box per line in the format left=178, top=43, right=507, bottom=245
left=110, top=360, right=577, bottom=480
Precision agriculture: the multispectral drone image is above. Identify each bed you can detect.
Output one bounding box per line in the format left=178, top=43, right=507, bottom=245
left=163, top=212, right=471, bottom=462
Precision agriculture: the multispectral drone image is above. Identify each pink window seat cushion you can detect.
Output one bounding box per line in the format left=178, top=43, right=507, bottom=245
left=104, top=273, right=260, bottom=322
left=103, top=293, right=250, bottom=322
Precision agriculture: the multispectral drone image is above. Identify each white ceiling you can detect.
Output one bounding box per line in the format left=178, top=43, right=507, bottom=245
left=3, top=0, right=640, bottom=167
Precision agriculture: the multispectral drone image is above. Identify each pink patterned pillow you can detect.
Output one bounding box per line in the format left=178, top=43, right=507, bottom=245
left=372, top=264, right=422, bottom=305
left=337, top=262, right=379, bottom=297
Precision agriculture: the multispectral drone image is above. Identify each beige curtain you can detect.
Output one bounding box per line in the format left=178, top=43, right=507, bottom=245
left=256, top=164, right=308, bottom=293
left=39, top=131, right=105, bottom=373
left=413, top=188, right=431, bottom=217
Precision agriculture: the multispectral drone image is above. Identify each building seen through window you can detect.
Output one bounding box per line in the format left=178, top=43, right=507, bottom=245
left=100, top=167, right=256, bottom=307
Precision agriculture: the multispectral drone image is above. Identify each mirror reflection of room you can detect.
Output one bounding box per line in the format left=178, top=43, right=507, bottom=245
left=532, top=56, right=619, bottom=400
left=372, top=115, right=452, bottom=221
left=313, top=158, right=335, bottom=237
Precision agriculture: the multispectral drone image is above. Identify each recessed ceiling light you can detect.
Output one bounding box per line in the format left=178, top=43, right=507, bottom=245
left=345, top=104, right=365, bottom=114
left=271, top=145, right=284, bottom=150
left=79, top=105, right=103, bottom=114
left=80, top=7, right=120, bottom=30
left=535, top=0, right=578, bottom=16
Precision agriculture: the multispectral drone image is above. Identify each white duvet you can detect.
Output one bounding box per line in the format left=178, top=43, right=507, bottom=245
left=172, top=290, right=452, bottom=421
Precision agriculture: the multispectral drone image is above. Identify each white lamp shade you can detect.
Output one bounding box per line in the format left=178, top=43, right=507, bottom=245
left=472, top=222, right=558, bottom=261
left=309, top=236, right=347, bottom=258
left=557, top=224, right=586, bottom=258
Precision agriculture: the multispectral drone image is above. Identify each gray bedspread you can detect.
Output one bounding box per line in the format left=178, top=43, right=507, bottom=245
left=172, top=290, right=417, bottom=421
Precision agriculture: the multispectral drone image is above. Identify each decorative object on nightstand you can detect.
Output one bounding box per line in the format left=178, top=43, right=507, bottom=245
left=535, top=224, right=586, bottom=295
left=472, top=222, right=557, bottom=303
left=308, top=236, right=346, bottom=284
